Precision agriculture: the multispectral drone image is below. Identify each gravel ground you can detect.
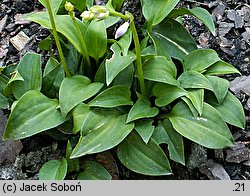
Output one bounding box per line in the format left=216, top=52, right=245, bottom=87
left=0, top=0, right=249, bottom=180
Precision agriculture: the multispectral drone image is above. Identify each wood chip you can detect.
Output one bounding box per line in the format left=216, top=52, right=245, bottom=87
left=10, top=31, right=29, bottom=51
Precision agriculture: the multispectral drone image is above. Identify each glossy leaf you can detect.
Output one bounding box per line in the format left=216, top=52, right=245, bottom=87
left=135, top=119, right=155, bottom=144
left=153, top=120, right=185, bottom=165
left=42, top=58, right=62, bottom=96
left=72, top=103, right=90, bottom=134
left=153, top=83, right=187, bottom=107
left=112, top=63, right=135, bottom=88
left=59, top=76, right=103, bottom=117
left=84, top=20, right=107, bottom=60
left=88, top=85, right=133, bottom=108
left=65, top=141, right=79, bottom=173
left=183, top=49, right=220, bottom=72
left=204, top=61, right=241, bottom=75
left=206, top=75, right=229, bottom=104
left=186, top=89, right=204, bottom=116
left=39, top=0, right=63, bottom=13
left=127, top=99, right=159, bottom=123
left=208, top=92, right=245, bottom=129
left=169, top=7, right=216, bottom=36
left=77, top=161, right=112, bottom=180
left=117, top=131, right=172, bottom=176
left=143, top=56, right=178, bottom=86
left=39, top=158, right=67, bottom=180
left=151, top=18, right=197, bottom=60
left=178, top=70, right=213, bottom=91
left=4, top=90, right=65, bottom=140
left=141, top=0, right=179, bottom=26
left=8, top=53, right=42, bottom=99
left=26, top=13, right=87, bottom=56
left=0, top=75, right=9, bottom=109
left=105, top=43, right=136, bottom=85
left=169, top=101, right=234, bottom=149
left=71, top=109, right=134, bottom=158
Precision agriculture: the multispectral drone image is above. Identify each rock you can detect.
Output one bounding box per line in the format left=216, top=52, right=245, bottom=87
left=218, top=22, right=234, bottom=36
left=199, top=159, right=231, bottom=180
left=10, top=31, right=29, bottom=51
left=213, top=3, right=226, bottom=21
left=230, top=76, right=250, bottom=96
left=187, top=143, right=207, bottom=169
left=214, top=149, right=225, bottom=162
left=243, top=160, right=250, bottom=167
left=225, top=142, right=249, bottom=163
left=244, top=98, right=250, bottom=111
left=0, top=15, right=7, bottom=33
left=242, top=28, right=250, bottom=45
left=14, top=13, right=32, bottom=25
left=0, top=110, right=23, bottom=164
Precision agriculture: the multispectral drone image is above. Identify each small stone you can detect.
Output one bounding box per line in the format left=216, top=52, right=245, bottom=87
left=199, top=159, right=230, bottom=180
left=230, top=76, right=250, bottom=96
left=244, top=98, right=250, bottom=111
left=14, top=14, right=31, bottom=25
left=218, top=22, right=234, bottom=36
left=243, top=160, right=250, bottom=167
left=187, top=143, right=207, bottom=169
left=244, top=58, right=249, bottom=62
left=225, top=142, right=249, bottom=163
left=0, top=15, right=8, bottom=33
left=214, top=149, right=225, bottom=162
left=213, top=3, right=226, bottom=21
left=10, top=31, right=29, bottom=51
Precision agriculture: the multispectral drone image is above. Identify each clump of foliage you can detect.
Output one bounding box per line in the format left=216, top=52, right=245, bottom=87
left=0, top=0, right=245, bottom=179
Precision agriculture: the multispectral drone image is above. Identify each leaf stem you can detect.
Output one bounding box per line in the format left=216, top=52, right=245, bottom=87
left=45, top=0, right=70, bottom=77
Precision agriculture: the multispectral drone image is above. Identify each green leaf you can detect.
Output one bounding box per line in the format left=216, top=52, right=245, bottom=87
left=208, top=92, right=245, bottom=129
left=117, top=131, right=172, bottom=176
left=26, top=13, right=87, bottom=56
left=88, top=85, right=133, bottom=108
left=59, top=76, right=103, bottom=117
left=71, top=109, right=134, bottom=158
left=112, top=63, right=135, bottom=88
left=77, top=161, right=112, bottom=180
left=153, top=120, right=185, bottom=165
left=135, top=119, right=155, bottom=144
left=183, top=49, right=220, bottom=72
left=4, top=90, right=65, bottom=140
left=0, top=75, right=9, bottom=109
left=141, top=0, right=180, bottom=26
left=72, top=103, right=90, bottom=134
left=65, top=141, right=79, bottom=173
left=39, top=0, right=63, bottom=14
left=169, top=7, right=216, bottom=36
left=42, top=57, right=61, bottom=96
left=85, top=20, right=107, bottom=60
left=178, top=70, right=213, bottom=91
left=204, top=61, right=241, bottom=76
left=186, top=89, right=204, bottom=116
left=168, top=101, right=234, bottom=149
left=127, top=99, right=159, bottom=123
left=153, top=83, right=187, bottom=107
left=143, top=56, right=178, bottom=86
left=7, top=53, right=42, bottom=99
left=206, top=76, right=229, bottom=104
left=151, top=18, right=197, bottom=60
left=105, top=43, right=136, bottom=85
left=39, top=158, right=67, bottom=180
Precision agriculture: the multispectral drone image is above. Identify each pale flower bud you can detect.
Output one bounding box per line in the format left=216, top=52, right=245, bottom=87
left=97, top=12, right=109, bottom=20
left=65, top=1, right=74, bottom=12
left=80, top=11, right=95, bottom=21
left=115, top=22, right=130, bottom=39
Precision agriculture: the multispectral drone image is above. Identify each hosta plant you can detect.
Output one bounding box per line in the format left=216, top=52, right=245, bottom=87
left=0, top=0, right=245, bottom=179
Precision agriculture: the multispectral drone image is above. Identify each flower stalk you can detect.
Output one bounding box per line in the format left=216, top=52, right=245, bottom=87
left=65, top=2, right=92, bottom=77
left=45, top=0, right=70, bottom=77
left=110, top=10, right=146, bottom=95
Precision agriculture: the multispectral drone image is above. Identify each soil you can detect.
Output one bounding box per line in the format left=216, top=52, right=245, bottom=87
left=0, top=0, right=249, bottom=180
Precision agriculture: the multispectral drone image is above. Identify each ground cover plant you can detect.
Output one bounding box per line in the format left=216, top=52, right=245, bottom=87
left=0, top=0, right=246, bottom=179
